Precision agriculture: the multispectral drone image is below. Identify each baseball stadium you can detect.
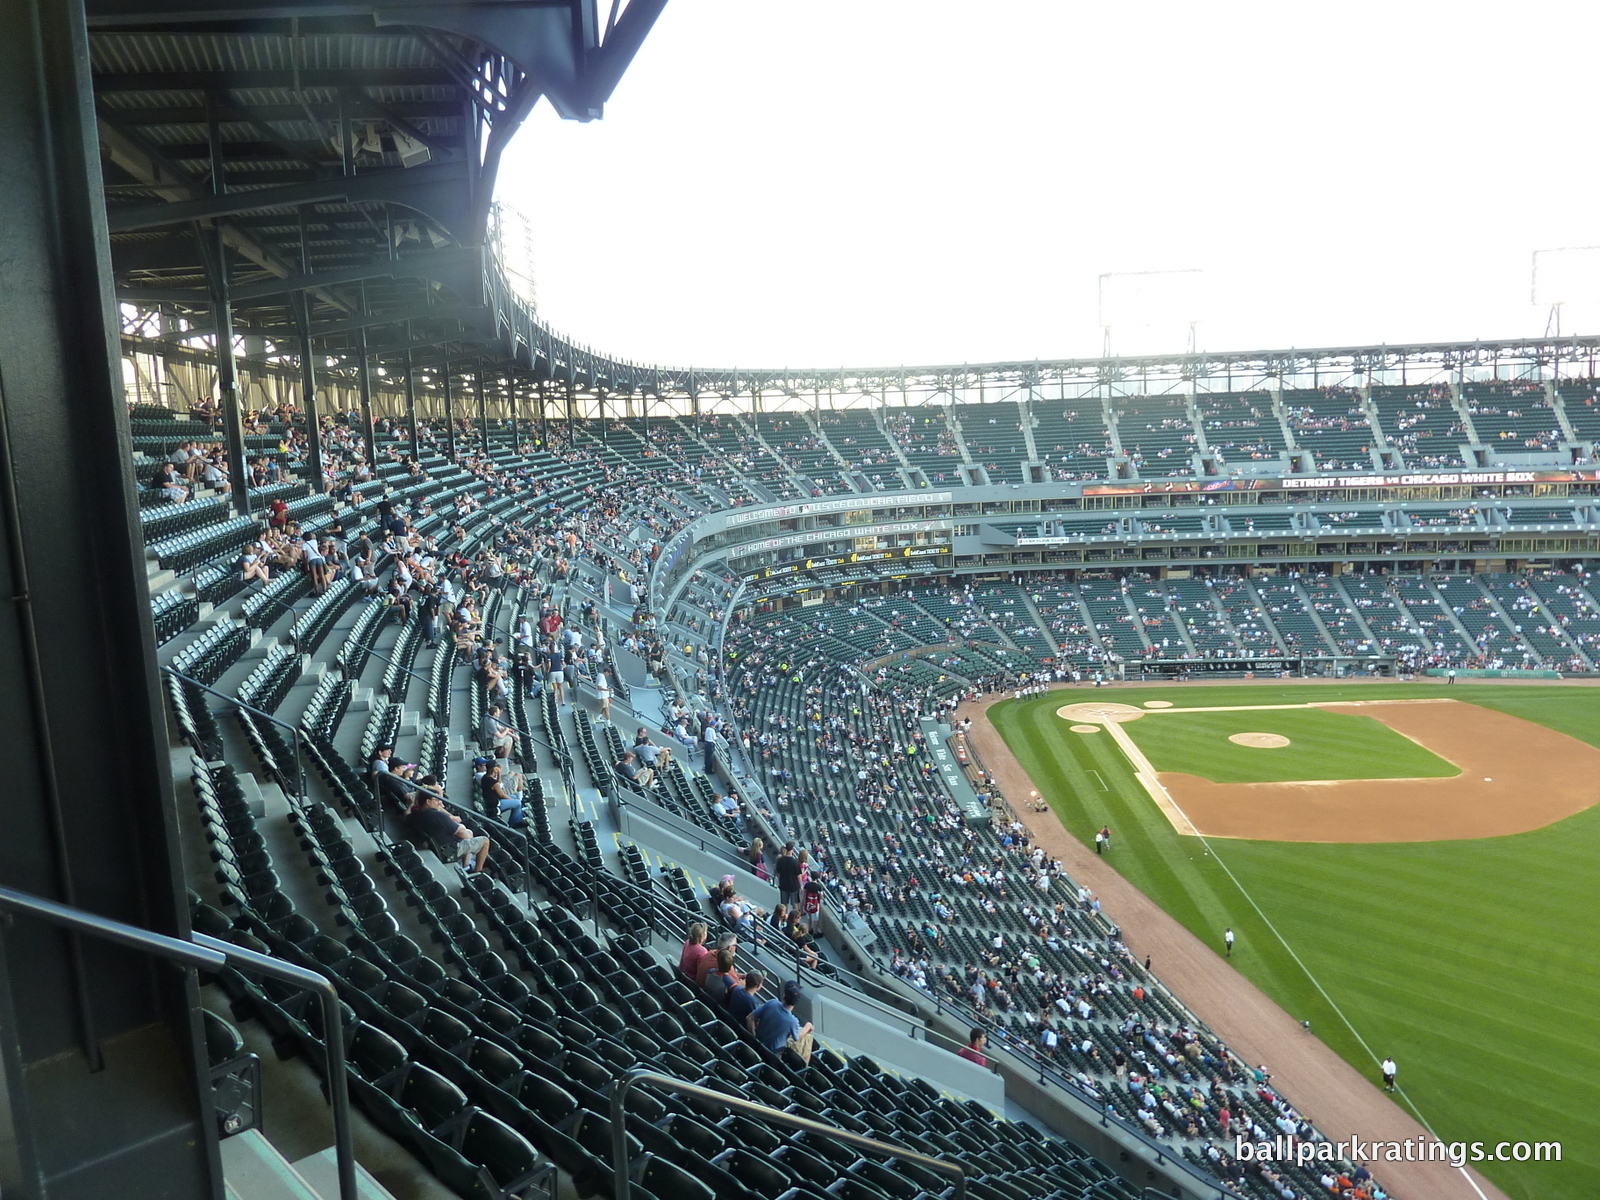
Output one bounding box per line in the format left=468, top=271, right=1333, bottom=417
left=0, top=5, right=1595, bottom=1200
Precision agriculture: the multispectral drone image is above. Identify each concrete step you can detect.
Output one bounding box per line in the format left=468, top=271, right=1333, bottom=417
left=290, top=1149, right=397, bottom=1200
left=220, top=1130, right=320, bottom=1200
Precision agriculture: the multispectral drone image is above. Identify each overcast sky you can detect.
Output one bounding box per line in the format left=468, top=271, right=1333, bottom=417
left=497, top=1, right=1600, bottom=370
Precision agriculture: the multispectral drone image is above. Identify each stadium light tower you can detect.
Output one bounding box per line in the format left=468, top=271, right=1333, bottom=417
left=1532, top=246, right=1600, bottom=339
left=1098, top=269, right=1205, bottom=359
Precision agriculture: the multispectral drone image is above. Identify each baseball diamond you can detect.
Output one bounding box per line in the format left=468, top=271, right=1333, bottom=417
left=979, top=681, right=1600, bottom=1200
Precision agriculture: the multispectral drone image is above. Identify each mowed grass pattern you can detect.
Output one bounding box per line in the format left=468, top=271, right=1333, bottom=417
left=1123, top=706, right=1459, bottom=783
left=991, top=683, right=1600, bottom=1200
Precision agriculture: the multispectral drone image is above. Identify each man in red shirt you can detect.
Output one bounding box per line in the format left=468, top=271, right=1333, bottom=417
left=956, top=1028, right=988, bottom=1068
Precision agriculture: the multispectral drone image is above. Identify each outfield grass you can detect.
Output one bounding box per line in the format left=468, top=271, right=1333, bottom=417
left=1121, top=706, right=1459, bottom=783
left=991, top=683, right=1600, bottom=1200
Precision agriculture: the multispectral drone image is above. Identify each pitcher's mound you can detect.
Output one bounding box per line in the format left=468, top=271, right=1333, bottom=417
left=1058, top=702, right=1144, bottom=724
left=1229, top=732, right=1290, bottom=748
left=1070, top=724, right=1101, bottom=733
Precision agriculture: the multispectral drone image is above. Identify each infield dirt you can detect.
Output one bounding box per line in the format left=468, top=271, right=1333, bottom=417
left=1156, top=699, right=1600, bottom=842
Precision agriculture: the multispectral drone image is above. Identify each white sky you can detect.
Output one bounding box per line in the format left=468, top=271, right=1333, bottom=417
left=497, top=0, right=1600, bottom=369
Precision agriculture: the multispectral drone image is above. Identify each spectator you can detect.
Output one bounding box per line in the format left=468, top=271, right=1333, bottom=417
left=957, top=1028, right=988, bottom=1067
left=482, top=704, right=515, bottom=763
left=404, top=792, right=490, bottom=873
left=239, top=542, right=271, bottom=586
left=724, top=969, right=765, bottom=1024
left=478, top=762, right=526, bottom=827
left=154, top=461, right=190, bottom=503
left=695, top=933, right=736, bottom=989
left=678, top=922, right=710, bottom=979
left=703, top=944, right=744, bottom=1006
left=750, top=981, right=814, bottom=1063
left=615, top=750, right=653, bottom=790
left=775, top=844, right=802, bottom=909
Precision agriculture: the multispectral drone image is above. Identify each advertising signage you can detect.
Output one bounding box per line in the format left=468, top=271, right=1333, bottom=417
left=1082, top=478, right=1271, bottom=497
left=1279, top=469, right=1599, bottom=489
left=739, top=543, right=952, bottom=582
left=1066, top=468, right=1598, bottom=498
left=727, top=492, right=954, bottom=526
left=736, top=519, right=950, bottom=554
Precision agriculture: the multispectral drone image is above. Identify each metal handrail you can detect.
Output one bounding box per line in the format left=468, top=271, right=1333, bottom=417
left=0, top=885, right=357, bottom=1200
left=608, top=1068, right=964, bottom=1200
left=164, top=665, right=308, bottom=804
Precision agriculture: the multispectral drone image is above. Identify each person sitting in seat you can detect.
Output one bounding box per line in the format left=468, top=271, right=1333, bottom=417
left=479, top=762, right=526, bottom=828
left=239, top=542, right=271, bottom=586
left=404, top=792, right=490, bottom=873
left=702, top=944, right=744, bottom=1006
left=695, top=933, right=736, bottom=989
left=370, top=746, right=417, bottom=810
left=154, top=460, right=190, bottom=503
left=750, top=981, right=813, bottom=1064
left=716, top=881, right=763, bottom=943
left=614, top=750, right=653, bottom=790
left=678, top=921, right=711, bottom=980
left=724, top=969, right=765, bottom=1024
left=785, top=912, right=821, bottom=970
left=481, top=704, right=516, bottom=763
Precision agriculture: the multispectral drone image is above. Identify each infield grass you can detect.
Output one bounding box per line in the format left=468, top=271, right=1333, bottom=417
left=1121, top=705, right=1459, bottom=782
left=992, top=682, right=1600, bottom=1200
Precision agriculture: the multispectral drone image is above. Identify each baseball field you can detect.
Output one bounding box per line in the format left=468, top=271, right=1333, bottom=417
left=989, top=682, right=1600, bottom=1200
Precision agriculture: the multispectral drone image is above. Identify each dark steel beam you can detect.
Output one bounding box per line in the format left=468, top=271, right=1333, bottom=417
left=442, top=355, right=456, bottom=460
left=87, top=0, right=579, bottom=22
left=402, top=342, right=419, bottom=460
left=204, top=95, right=252, bottom=517
left=99, top=102, right=464, bottom=125
left=313, top=299, right=477, bottom=339
left=226, top=244, right=480, bottom=303
left=106, top=160, right=467, bottom=232
left=475, top=357, right=489, bottom=455
left=0, top=2, right=216, bottom=1196
left=293, top=209, right=325, bottom=488
left=94, top=69, right=456, bottom=91
left=354, top=323, right=376, bottom=465
left=583, top=0, right=668, bottom=111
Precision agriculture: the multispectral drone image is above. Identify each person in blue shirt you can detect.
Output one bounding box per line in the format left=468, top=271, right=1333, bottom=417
left=724, top=969, right=765, bottom=1024
left=750, top=981, right=813, bottom=1063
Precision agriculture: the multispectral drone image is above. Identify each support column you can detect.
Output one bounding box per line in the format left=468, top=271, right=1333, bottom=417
left=200, top=96, right=249, bottom=515
left=538, top=378, right=550, bottom=448
left=597, top=389, right=608, bottom=446
left=0, top=3, right=216, bottom=1195
left=442, top=356, right=456, bottom=461
left=475, top=360, right=489, bottom=455
left=641, top=387, right=649, bottom=444
left=354, top=326, right=376, bottom=466
left=402, top=347, right=420, bottom=461
left=206, top=231, right=250, bottom=516
left=292, top=293, right=324, bottom=491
